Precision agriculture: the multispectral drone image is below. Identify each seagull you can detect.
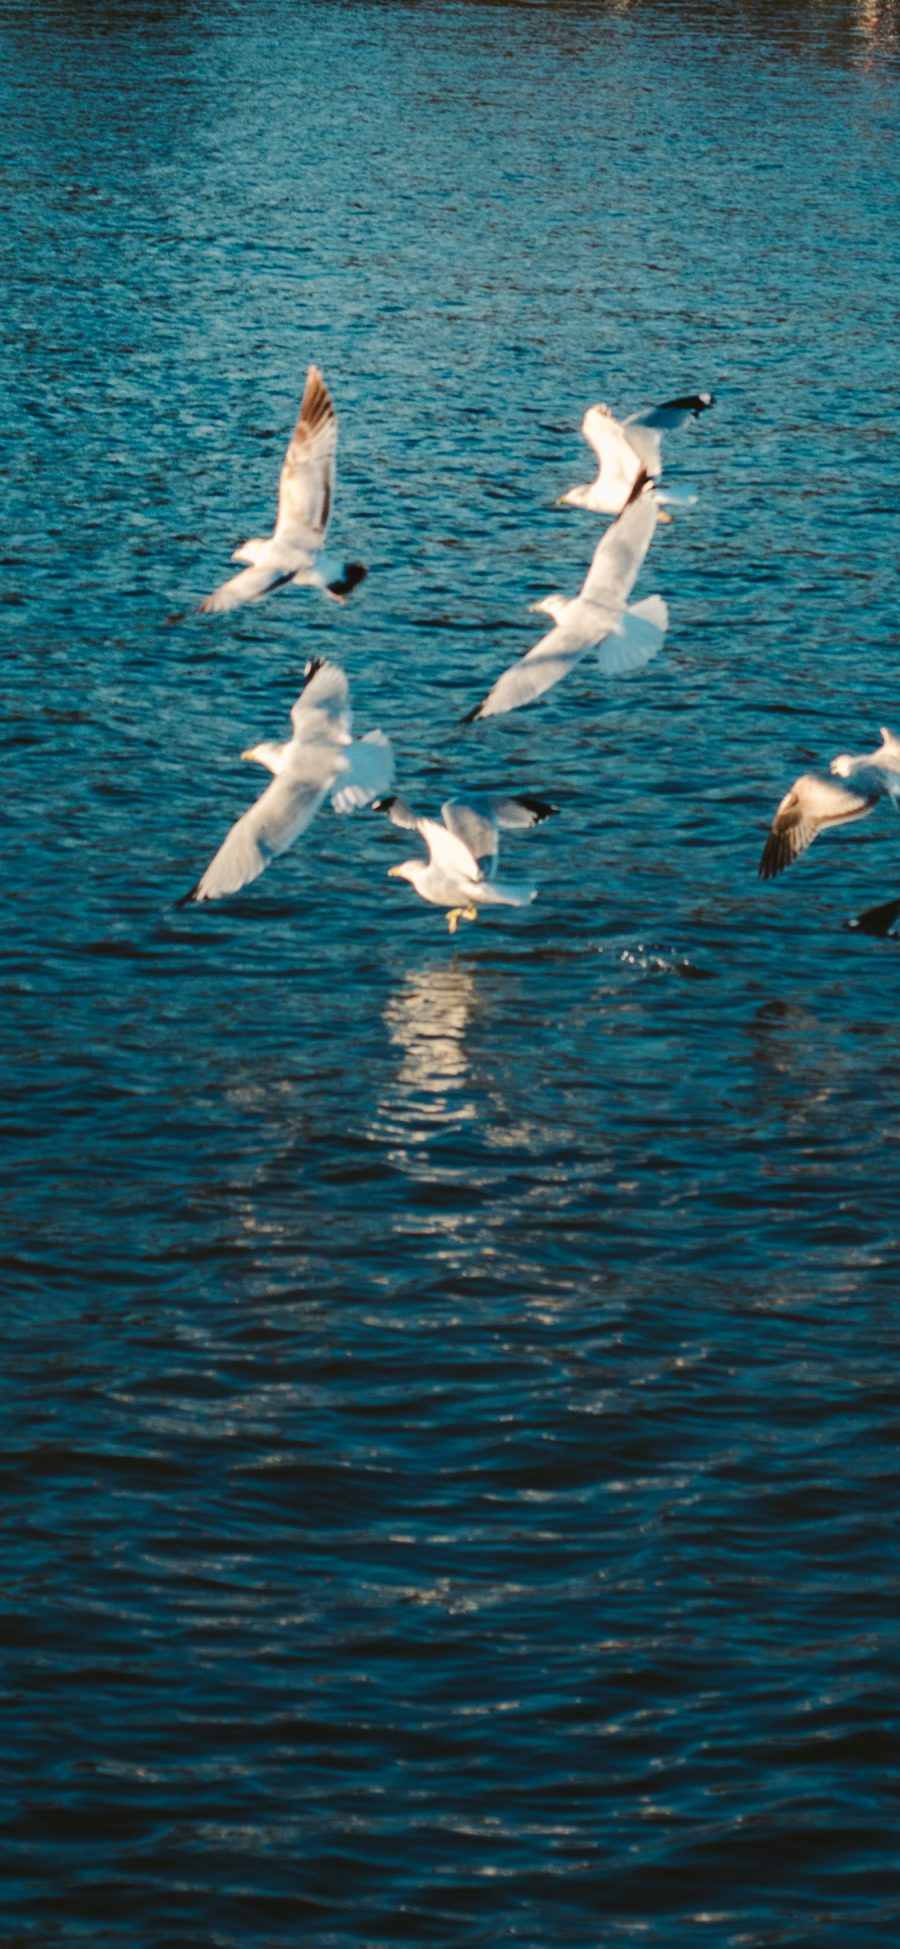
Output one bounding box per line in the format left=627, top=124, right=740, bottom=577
left=560, top=391, right=713, bottom=515
left=198, top=365, right=367, bottom=615
left=465, top=474, right=666, bottom=721
left=179, top=658, right=393, bottom=903
left=376, top=792, right=557, bottom=933
left=759, top=728, right=900, bottom=881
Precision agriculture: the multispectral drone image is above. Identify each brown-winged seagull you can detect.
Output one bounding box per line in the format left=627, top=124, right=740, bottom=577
left=759, top=728, right=900, bottom=880
left=199, top=365, right=366, bottom=615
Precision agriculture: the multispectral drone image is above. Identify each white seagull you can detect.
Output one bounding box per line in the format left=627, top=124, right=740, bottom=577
left=560, top=391, right=713, bottom=515
left=199, top=365, right=366, bottom=615
left=465, top=474, right=666, bottom=721
left=179, top=658, right=393, bottom=903
left=759, top=728, right=900, bottom=881
left=376, top=792, right=557, bottom=933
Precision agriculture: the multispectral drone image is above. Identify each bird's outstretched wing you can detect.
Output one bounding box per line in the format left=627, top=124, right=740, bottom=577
left=181, top=773, right=332, bottom=902
left=197, top=560, right=299, bottom=615
left=420, top=817, right=484, bottom=882
left=579, top=476, right=659, bottom=607
left=331, top=730, right=395, bottom=813
left=376, top=797, right=482, bottom=882
left=580, top=403, right=646, bottom=501
left=594, top=595, right=668, bottom=676
left=274, top=364, right=338, bottom=551
left=759, top=773, right=877, bottom=881
left=181, top=659, right=351, bottom=903
left=626, top=392, right=714, bottom=433
left=373, top=794, right=423, bottom=834
left=289, top=656, right=351, bottom=739
left=850, top=894, right=900, bottom=938
left=441, top=795, right=557, bottom=874
left=463, top=621, right=592, bottom=720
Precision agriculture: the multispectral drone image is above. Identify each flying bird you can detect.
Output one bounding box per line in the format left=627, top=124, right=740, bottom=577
left=376, top=792, right=557, bottom=933
left=198, top=365, right=367, bottom=614
left=465, top=475, right=666, bottom=721
left=179, top=659, right=393, bottom=903
left=759, top=728, right=900, bottom=881
left=560, top=391, right=713, bottom=515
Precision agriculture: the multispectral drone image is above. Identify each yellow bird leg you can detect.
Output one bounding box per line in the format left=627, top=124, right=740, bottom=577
left=446, top=904, right=479, bottom=935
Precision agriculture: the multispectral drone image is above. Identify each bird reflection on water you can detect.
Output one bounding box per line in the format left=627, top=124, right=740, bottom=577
left=382, top=960, right=479, bottom=1120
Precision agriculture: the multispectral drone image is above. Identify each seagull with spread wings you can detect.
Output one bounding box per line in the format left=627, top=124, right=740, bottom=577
left=464, top=474, right=666, bottom=721
left=376, top=793, right=557, bottom=933
left=560, top=391, right=713, bottom=516
left=198, top=365, right=367, bottom=615
left=179, top=659, right=393, bottom=903
left=759, top=728, right=900, bottom=881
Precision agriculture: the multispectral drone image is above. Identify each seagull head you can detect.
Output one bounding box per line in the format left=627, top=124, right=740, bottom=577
left=241, top=739, right=286, bottom=775
left=388, top=859, right=426, bottom=893
left=529, top=593, right=570, bottom=623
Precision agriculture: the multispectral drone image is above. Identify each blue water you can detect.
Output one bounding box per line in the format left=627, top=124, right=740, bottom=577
left=4, top=1, right=900, bottom=1942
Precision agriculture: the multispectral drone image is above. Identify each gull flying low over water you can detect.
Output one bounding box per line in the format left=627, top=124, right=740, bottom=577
left=199, top=365, right=367, bottom=615
left=465, top=474, right=666, bottom=721
left=759, top=728, right=900, bottom=881
left=560, top=391, right=713, bottom=516
left=376, top=792, right=557, bottom=933
left=179, top=658, right=393, bottom=903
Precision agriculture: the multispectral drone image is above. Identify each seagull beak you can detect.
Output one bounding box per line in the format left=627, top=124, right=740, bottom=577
left=657, top=509, right=674, bottom=526
left=240, top=748, right=256, bottom=761
left=387, top=864, right=405, bottom=878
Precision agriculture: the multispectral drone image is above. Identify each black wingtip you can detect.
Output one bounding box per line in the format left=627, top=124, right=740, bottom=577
left=175, top=884, right=199, bottom=909
left=849, top=895, right=900, bottom=938
left=517, top=796, right=559, bottom=824
left=659, top=391, right=715, bottom=416
left=372, top=796, right=396, bottom=814
left=327, top=561, right=367, bottom=601
left=758, top=836, right=787, bottom=881
left=302, top=655, right=325, bottom=689
left=626, top=467, right=653, bottom=507
left=462, top=702, right=484, bottom=725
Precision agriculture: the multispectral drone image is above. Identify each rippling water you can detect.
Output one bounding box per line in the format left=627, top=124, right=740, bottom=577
left=4, top=1, right=900, bottom=1942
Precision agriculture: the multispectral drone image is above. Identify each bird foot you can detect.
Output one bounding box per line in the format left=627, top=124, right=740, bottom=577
left=446, top=905, right=478, bottom=935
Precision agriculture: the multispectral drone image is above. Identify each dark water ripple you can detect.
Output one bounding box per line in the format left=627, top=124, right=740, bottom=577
left=4, top=0, right=900, bottom=1943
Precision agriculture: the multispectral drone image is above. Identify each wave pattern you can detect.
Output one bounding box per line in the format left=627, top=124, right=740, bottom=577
left=3, top=1, right=900, bottom=1942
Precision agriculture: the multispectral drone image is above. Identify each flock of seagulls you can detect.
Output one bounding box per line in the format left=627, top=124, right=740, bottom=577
left=182, top=362, right=895, bottom=934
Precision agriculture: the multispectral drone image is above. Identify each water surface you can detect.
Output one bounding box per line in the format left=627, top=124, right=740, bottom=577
left=3, top=2, right=900, bottom=1942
